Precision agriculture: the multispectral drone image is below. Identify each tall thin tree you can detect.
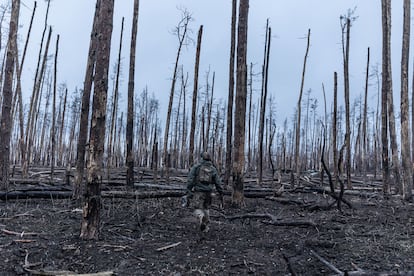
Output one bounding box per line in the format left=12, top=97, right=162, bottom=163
left=258, top=21, right=271, bottom=185
left=0, top=0, right=20, bottom=190
left=294, top=29, right=311, bottom=186
left=80, top=0, right=114, bottom=240
left=74, top=0, right=101, bottom=200
left=400, top=0, right=412, bottom=200
left=224, top=0, right=237, bottom=186
left=163, top=9, right=191, bottom=171
left=381, top=0, right=391, bottom=195
left=232, top=0, right=249, bottom=206
left=126, top=0, right=139, bottom=186
left=189, top=25, right=203, bottom=166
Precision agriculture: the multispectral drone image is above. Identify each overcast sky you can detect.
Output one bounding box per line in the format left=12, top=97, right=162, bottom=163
left=17, top=0, right=409, bottom=127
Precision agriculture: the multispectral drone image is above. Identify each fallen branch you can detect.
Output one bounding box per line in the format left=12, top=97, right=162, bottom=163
left=226, top=213, right=316, bottom=227
left=23, top=268, right=114, bottom=276
left=310, top=249, right=343, bottom=275
left=156, top=241, right=182, bottom=252
left=2, top=228, right=38, bottom=236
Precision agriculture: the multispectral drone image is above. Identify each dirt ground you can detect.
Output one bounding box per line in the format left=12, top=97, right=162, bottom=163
left=1, top=177, right=414, bottom=275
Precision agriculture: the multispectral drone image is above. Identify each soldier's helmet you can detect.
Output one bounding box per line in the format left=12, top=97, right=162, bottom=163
left=200, top=151, right=211, bottom=161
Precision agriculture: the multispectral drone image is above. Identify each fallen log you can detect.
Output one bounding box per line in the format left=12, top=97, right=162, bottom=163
left=225, top=212, right=316, bottom=227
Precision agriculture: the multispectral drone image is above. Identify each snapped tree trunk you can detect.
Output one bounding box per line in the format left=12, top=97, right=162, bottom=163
left=224, top=0, right=237, bottom=186
left=232, top=0, right=249, bottom=206
left=163, top=10, right=191, bottom=172
left=0, top=0, right=20, bottom=190
left=294, top=28, right=311, bottom=186
left=74, top=0, right=101, bottom=200
left=400, top=0, right=412, bottom=200
left=258, top=21, right=271, bottom=185
left=126, top=0, right=139, bottom=186
left=189, top=25, right=203, bottom=166
left=381, top=0, right=391, bottom=195
left=342, top=17, right=352, bottom=190
left=80, top=0, right=114, bottom=240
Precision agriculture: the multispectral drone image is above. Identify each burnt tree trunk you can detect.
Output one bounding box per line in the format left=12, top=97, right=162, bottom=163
left=74, top=0, right=101, bottom=200
left=381, top=0, right=391, bottom=195
left=341, top=17, right=352, bottom=189
left=232, top=0, right=249, bottom=206
left=400, top=0, right=412, bottom=200
left=258, top=21, right=271, bottom=185
left=126, top=0, right=139, bottom=186
left=294, top=28, right=311, bottom=186
left=0, top=0, right=20, bottom=190
left=163, top=10, right=191, bottom=172
left=80, top=0, right=114, bottom=240
left=224, top=0, right=237, bottom=186
left=189, top=25, right=203, bottom=166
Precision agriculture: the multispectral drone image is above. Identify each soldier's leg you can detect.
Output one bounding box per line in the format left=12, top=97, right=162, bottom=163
left=200, top=193, right=212, bottom=232
left=193, top=192, right=205, bottom=229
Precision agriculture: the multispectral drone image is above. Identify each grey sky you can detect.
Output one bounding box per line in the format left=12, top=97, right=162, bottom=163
left=17, top=0, right=408, bottom=127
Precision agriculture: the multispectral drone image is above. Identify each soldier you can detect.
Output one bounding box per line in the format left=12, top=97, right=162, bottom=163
left=185, top=152, right=224, bottom=232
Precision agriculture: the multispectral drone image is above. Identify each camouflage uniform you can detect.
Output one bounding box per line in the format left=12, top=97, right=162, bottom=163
left=187, top=152, right=223, bottom=231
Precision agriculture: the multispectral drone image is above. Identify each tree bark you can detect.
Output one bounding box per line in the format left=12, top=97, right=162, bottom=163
left=189, top=25, right=203, bottom=166
left=126, top=0, right=139, bottom=186
left=51, top=35, right=59, bottom=183
left=224, top=0, right=237, bottom=186
left=342, top=18, right=352, bottom=189
left=0, top=0, right=20, bottom=190
left=74, top=0, right=101, bottom=200
left=400, top=0, right=412, bottom=200
left=294, top=29, right=311, bottom=186
left=258, top=22, right=271, bottom=185
left=163, top=10, right=191, bottom=172
left=232, top=0, right=249, bottom=206
left=381, top=0, right=391, bottom=195
left=362, top=48, right=369, bottom=183
left=80, top=0, right=114, bottom=240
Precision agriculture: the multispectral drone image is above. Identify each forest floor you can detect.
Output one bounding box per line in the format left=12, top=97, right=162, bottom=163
left=0, top=168, right=414, bottom=275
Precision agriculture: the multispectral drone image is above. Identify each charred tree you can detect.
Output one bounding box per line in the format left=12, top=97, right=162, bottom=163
left=232, top=0, right=249, bottom=206
left=400, top=0, right=412, bottom=200
left=74, top=0, right=101, bottom=200
left=126, top=0, right=139, bottom=186
left=189, top=25, right=203, bottom=166
left=340, top=15, right=352, bottom=189
left=294, top=29, right=311, bottom=186
left=381, top=0, right=391, bottom=195
left=224, top=0, right=237, bottom=186
left=163, top=9, right=191, bottom=172
left=258, top=20, right=271, bottom=185
left=0, top=0, right=20, bottom=190
left=80, top=0, right=114, bottom=240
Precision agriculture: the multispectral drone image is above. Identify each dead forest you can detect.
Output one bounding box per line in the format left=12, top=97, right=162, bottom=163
left=0, top=0, right=414, bottom=275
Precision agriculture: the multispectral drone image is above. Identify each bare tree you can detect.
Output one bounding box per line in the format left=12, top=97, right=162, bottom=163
left=400, top=0, right=412, bottom=200
left=258, top=20, right=271, bottom=185
left=80, top=0, right=114, bottom=240
left=362, top=48, right=370, bottom=182
left=294, top=28, right=311, bottom=186
left=232, top=0, right=249, bottom=206
left=163, top=8, right=192, bottom=171
left=189, top=25, right=202, bottom=166
left=0, top=0, right=20, bottom=190
left=74, top=0, right=101, bottom=200
left=340, top=14, right=352, bottom=189
left=51, top=35, right=59, bottom=183
left=107, top=17, right=124, bottom=167
left=126, top=0, right=139, bottom=186
left=381, top=0, right=391, bottom=195
left=224, top=0, right=237, bottom=186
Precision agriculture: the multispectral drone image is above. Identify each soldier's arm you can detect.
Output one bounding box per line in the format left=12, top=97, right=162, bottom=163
left=186, top=165, right=198, bottom=194
left=214, top=170, right=224, bottom=195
